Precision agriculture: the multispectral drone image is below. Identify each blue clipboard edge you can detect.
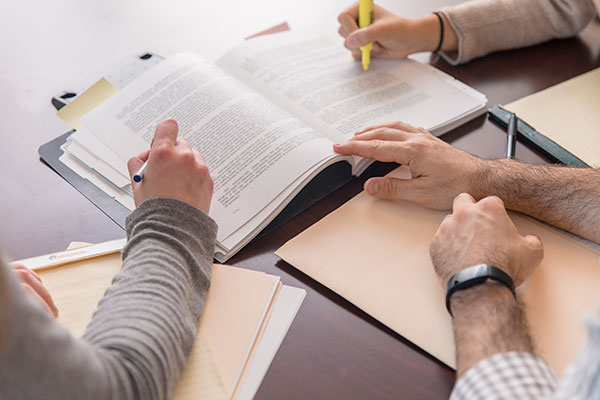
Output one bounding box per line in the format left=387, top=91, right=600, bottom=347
left=488, top=105, right=590, bottom=168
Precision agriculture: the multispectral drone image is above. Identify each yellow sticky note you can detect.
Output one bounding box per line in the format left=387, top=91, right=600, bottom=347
left=57, top=78, right=118, bottom=130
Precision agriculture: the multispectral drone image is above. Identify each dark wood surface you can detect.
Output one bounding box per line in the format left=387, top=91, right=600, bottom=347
left=1, top=3, right=598, bottom=398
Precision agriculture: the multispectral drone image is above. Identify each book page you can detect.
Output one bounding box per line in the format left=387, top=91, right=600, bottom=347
left=217, top=30, right=486, bottom=145
left=80, top=53, right=337, bottom=241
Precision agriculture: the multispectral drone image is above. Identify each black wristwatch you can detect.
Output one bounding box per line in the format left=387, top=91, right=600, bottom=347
left=445, top=264, right=516, bottom=317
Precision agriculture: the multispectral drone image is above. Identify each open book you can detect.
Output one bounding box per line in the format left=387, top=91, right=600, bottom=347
left=65, top=30, right=487, bottom=262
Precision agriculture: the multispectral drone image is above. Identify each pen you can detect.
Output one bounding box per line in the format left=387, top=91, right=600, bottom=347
left=358, top=0, right=373, bottom=71
left=133, top=161, right=148, bottom=183
left=506, top=112, right=517, bottom=159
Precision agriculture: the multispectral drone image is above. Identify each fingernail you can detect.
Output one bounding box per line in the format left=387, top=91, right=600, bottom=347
left=366, top=180, right=378, bottom=194
left=348, top=35, right=360, bottom=48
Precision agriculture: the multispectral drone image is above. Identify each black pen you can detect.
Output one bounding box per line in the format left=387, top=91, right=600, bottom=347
left=506, top=112, right=517, bottom=159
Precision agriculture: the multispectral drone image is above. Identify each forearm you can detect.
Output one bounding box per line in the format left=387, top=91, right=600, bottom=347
left=439, top=0, right=597, bottom=65
left=451, top=283, right=533, bottom=377
left=473, top=160, right=600, bottom=243
left=82, top=198, right=217, bottom=399
left=0, top=198, right=217, bottom=400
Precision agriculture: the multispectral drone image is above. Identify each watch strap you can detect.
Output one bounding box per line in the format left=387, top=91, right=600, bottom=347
left=445, top=264, right=515, bottom=316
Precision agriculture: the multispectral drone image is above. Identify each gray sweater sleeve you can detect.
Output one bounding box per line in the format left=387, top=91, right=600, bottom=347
left=438, top=0, right=597, bottom=65
left=0, top=197, right=217, bottom=400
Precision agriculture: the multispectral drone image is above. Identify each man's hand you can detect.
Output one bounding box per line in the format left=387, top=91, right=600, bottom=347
left=127, top=119, right=213, bottom=214
left=337, top=3, right=458, bottom=60
left=333, top=121, right=484, bottom=210
left=429, top=193, right=544, bottom=287
left=12, top=264, right=58, bottom=317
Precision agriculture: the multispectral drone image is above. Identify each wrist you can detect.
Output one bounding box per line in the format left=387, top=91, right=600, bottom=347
left=451, top=282, right=533, bottom=377
left=450, top=281, right=515, bottom=317
left=410, top=15, right=441, bottom=53
left=472, top=159, right=520, bottom=206
left=465, top=157, right=495, bottom=202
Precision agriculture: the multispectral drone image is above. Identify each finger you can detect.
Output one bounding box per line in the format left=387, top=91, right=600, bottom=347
left=478, top=195, right=505, bottom=211
left=338, top=10, right=359, bottom=36
left=339, top=2, right=359, bottom=23
left=176, top=136, right=191, bottom=149
left=22, top=284, right=56, bottom=316
left=346, top=20, right=391, bottom=50
left=338, top=26, right=349, bottom=38
left=18, top=271, right=59, bottom=317
left=11, top=264, right=43, bottom=284
left=349, top=127, right=412, bottom=143
left=127, top=148, right=151, bottom=177
left=363, top=176, right=422, bottom=201
left=355, top=121, right=421, bottom=135
left=452, top=193, right=476, bottom=211
left=151, top=118, right=179, bottom=149
left=333, top=140, right=409, bottom=164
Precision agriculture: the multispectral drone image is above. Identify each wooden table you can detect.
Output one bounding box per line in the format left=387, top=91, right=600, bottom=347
left=1, top=1, right=598, bottom=398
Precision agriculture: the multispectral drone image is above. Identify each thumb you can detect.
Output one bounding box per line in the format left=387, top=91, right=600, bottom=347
left=347, top=23, right=385, bottom=49
left=364, top=176, right=418, bottom=200
left=152, top=118, right=179, bottom=149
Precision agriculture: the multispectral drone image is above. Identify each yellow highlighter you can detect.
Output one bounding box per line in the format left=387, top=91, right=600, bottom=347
left=358, top=0, right=373, bottom=70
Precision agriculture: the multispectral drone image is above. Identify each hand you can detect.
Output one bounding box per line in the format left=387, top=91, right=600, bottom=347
left=127, top=119, right=214, bottom=214
left=337, top=3, right=457, bottom=60
left=430, top=193, right=544, bottom=287
left=333, top=121, right=485, bottom=210
left=12, top=264, right=59, bottom=317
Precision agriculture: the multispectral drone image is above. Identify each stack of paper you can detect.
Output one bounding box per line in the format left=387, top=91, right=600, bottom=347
left=17, top=241, right=305, bottom=399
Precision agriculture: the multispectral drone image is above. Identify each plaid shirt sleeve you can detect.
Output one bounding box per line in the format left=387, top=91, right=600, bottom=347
left=449, top=352, right=557, bottom=400
left=450, top=307, right=600, bottom=400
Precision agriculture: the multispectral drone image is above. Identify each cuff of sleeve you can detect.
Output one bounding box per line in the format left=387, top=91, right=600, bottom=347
left=437, top=1, right=521, bottom=66
left=436, top=9, right=463, bottom=66
left=126, top=198, right=218, bottom=242
left=450, top=352, right=557, bottom=400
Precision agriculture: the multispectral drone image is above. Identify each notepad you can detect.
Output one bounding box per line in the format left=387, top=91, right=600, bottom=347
left=276, top=166, right=600, bottom=375
left=504, top=67, right=600, bottom=168
left=20, top=242, right=305, bottom=399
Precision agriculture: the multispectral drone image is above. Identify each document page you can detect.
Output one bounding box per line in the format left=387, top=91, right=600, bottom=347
left=81, top=53, right=336, bottom=241
left=217, top=30, right=486, bottom=145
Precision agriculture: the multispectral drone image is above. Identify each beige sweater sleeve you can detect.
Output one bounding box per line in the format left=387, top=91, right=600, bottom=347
left=438, top=0, right=598, bottom=65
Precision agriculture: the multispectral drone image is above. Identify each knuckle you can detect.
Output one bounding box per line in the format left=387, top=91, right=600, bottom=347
left=196, top=163, right=210, bottom=177
left=181, top=149, right=196, bottom=164
left=369, top=139, right=383, bottom=151
left=453, top=205, right=469, bottom=219
left=153, top=143, right=172, bottom=160
left=480, top=195, right=504, bottom=210
left=408, top=139, right=428, bottom=154
left=380, top=178, right=397, bottom=196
